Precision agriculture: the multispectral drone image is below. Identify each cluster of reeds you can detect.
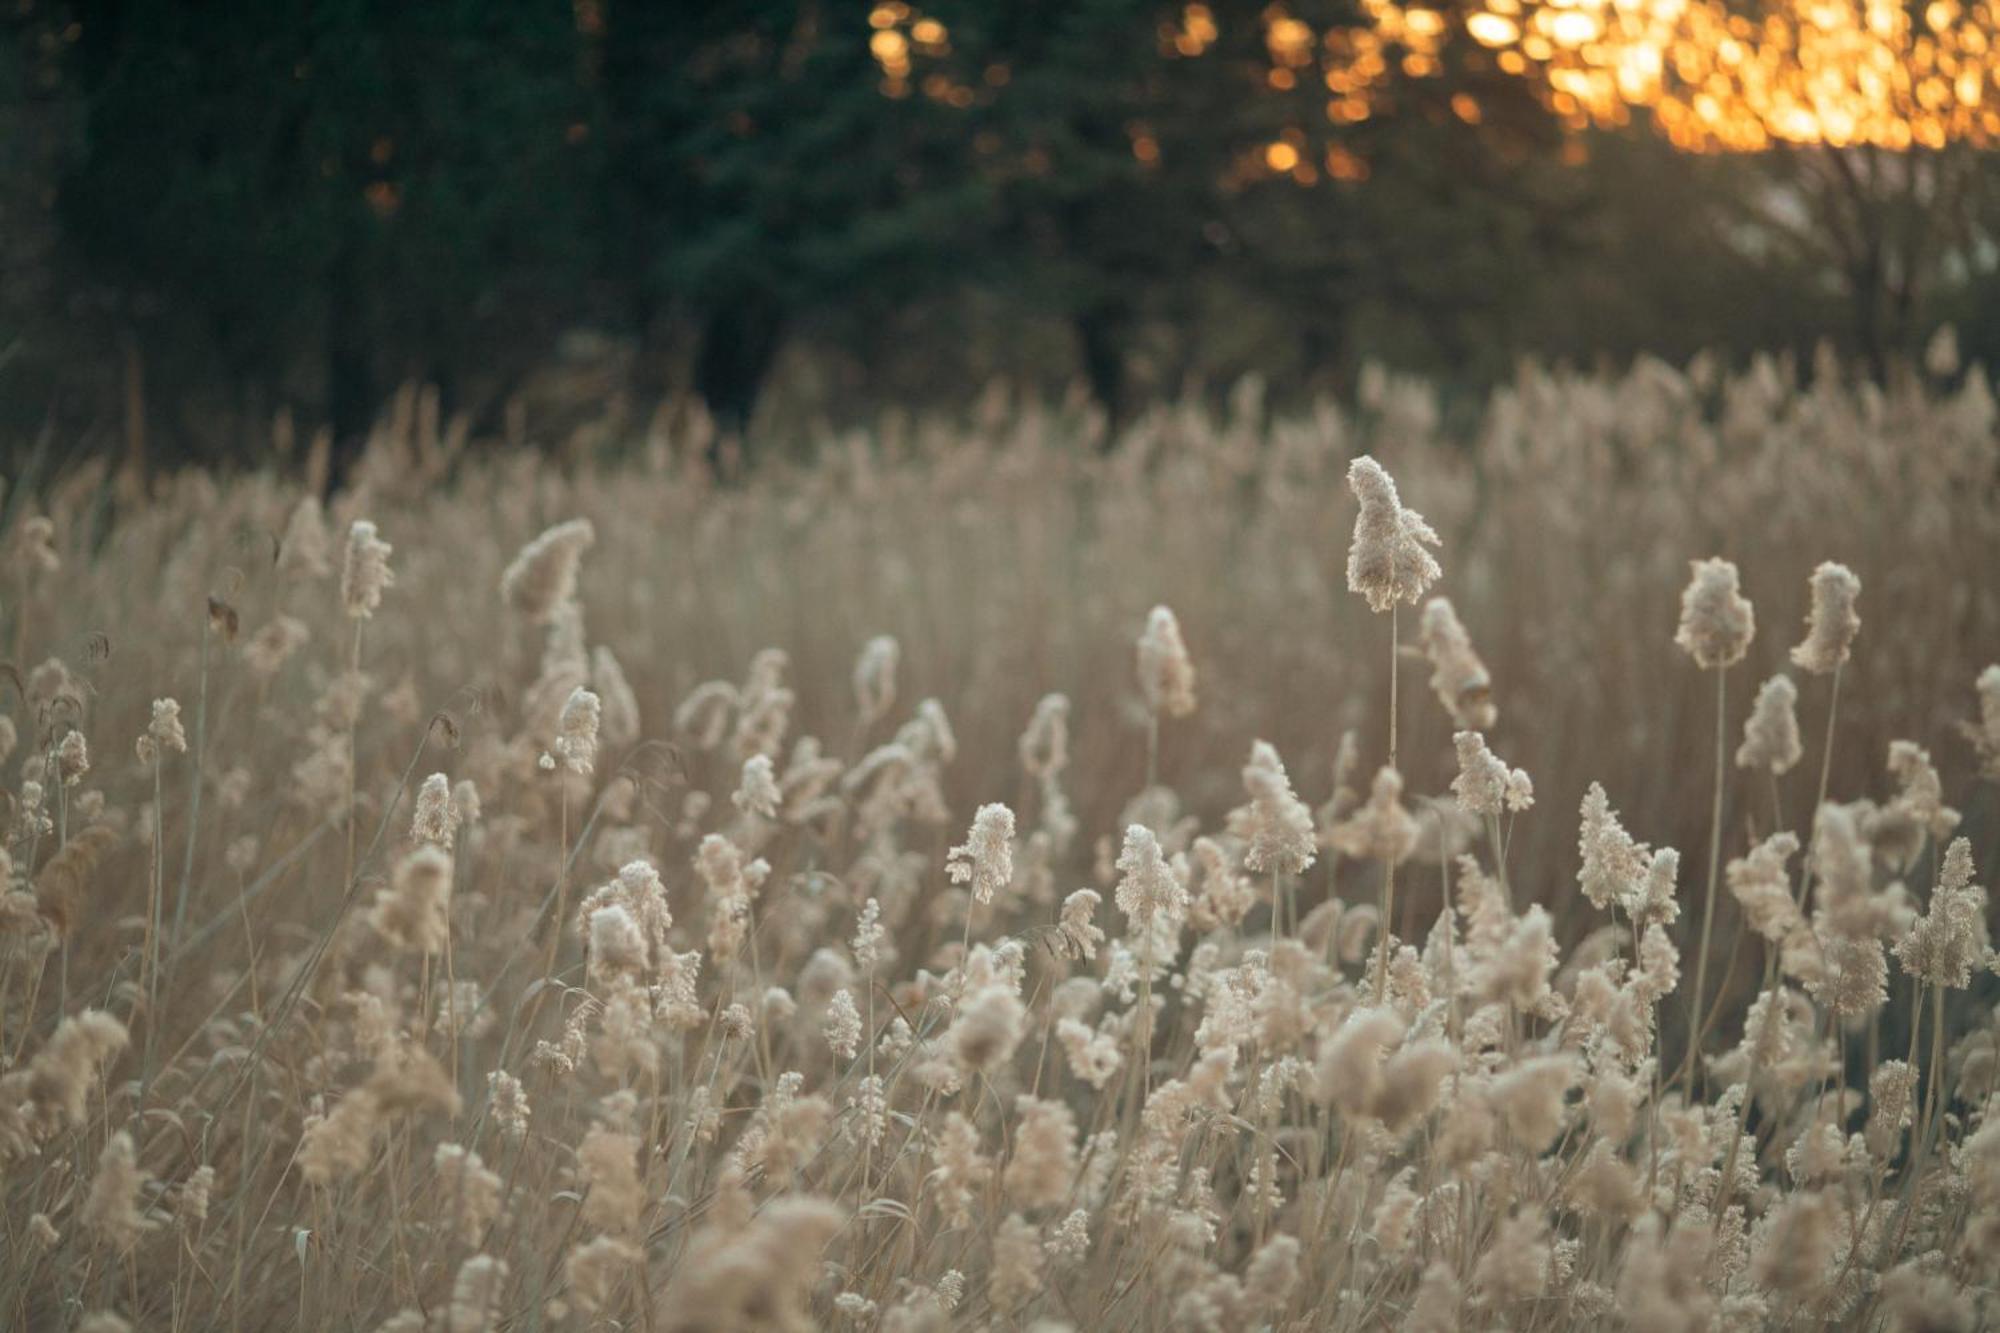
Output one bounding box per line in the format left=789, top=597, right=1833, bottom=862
left=1, top=352, right=1997, bottom=1330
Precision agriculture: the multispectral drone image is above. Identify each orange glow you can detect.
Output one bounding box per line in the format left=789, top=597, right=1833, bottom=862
left=1468, top=12, right=1522, bottom=46
left=866, top=0, right=2000, bottom=158
left=1165, top=3, right=1219, bottom=57
left=869, top=29, right=908, bottom=63
left=1326, top=144, right=1371, bottom=179
left=1433, top=0, right=2000, bottom=150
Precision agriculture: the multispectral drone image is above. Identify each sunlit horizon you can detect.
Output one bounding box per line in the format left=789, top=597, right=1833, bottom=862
left=870, top=0, right=2000, bottom=164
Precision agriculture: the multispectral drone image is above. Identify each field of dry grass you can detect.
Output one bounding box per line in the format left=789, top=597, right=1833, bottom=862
left=3, top=352, right=1999, bottom=1331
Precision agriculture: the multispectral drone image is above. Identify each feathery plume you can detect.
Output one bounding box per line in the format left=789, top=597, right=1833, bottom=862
left=139, top=697, right=187, bottom=762
left=15, top=1008, right=128, bottom=1145
left=1054, top=889, right=1106, bottom=961
left=578, top=1116, right=643, bottom=1234
left=244, top=614, right=311, bottom=677
left=1004, top=1096, right=1079, bottom=1209
left=1328, top=767, right=1419, bottom=865
left=444, top=1255, right=507, bottom=1333
left=412, top=772, right=459, bottom=846
left=499, top=517, right=595, bottom=623
left=1728, top=831, right=1802, bottom=941
left=1136, top=605, right=1197, bottom=719
left=1019, top=694, right=1071, bottom=780
left=733, top=753, right=781, bottom=820
left=1346, top=456, right=1441, bottom=613
left=1962, top=664, right=2000, bottom=779
left=433, top=1144, right=503, bottom=1244
left=1737, top=673, right=1803, bottom=774
left=950, top=986, right=1025, bottom=1072
left=1577, top=782, right=1648, bottom=913
left=1419, top=596, right=1495, bottom=728
left=824, top=988, right=863, bottom=1061
left=566, top=1236, right=641, bottom=1317
left=555, top=686, right=602, bottom=775
left=1238, top=740, right=1316, bottom=876
left=369, top=844, right=453, bottom=954
left=1451, top=730, right=1510, bottom=817
left=1473, top=1208, right=1550, bottom=1305
left=1790, top=561, right=1860, bottom=675
left=1113, top=823, right=1188, bottom=934
left=1895, top=837, right=1985, bottom=989
left=340, top=520, right=395, bottom=620
left=947, top=803, right=1017, bottom=906
left=80, top=1130, right=152, bottom=1252
left=854, top=635, right=901, bottom=727
left=1674, top=557, right=1754, bottom=669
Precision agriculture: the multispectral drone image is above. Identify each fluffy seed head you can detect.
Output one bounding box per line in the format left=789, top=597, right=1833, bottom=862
left=946, top=803, right=1017, bottom=905
left=80, top=1130, right=152, bottom=1252
left=412, top=772, right=459, bottom=846
left=1346, top=456, right=1442, bottom=613
left=732, top=753, right=781, bottom=820
left=1790, top=561, right=1860, bottom=674
left=370, top=844, right=453, bottom=954
left=1737, top=673, right=1803, bottom=774
left=1136, top=605, right=1197, bottom=719
left=1578, top=782, right=1649, bottom=913
left=1451, top=731, right=1510, bottom=817
left=18, top=1009, right=129, bottom=1144
left=587, top=904, right=648, bottom=983
left=950, top=986, right=1025, bottom=1071
left=1003, top=1096, right=1078, bottom=1209
left=1727, top=831, right=1802, bottom=942
left=1238, top=740, right=1317, bottom=876
left=555, top=686, right=601, bottom=775
left=341, top=520, right=395, bottom=620
left=141, top=697, right=187, bottom=761
left=1894, top=837, right=1985, bottom=989
left=1329, top=766, right=1419, bottom=865
left=445, top=1254, right=508, bottom=1333
left=1419, top=597, right=1495, bottom=728
left=499, top=518, right=595, bottom=624
left=1019, top=693, right=1071, bottom=780
left=824, top=988, right=863, bottom=1061
left=1963, top=664, right=2000, bottom=779
left=1055, top=888, right=1106, bottom=960
left=1113, top=823, right=1188, bottom=934
left=1674, top=557, right=1754, bottom=669
left=854, top=634, right=901, bottom=727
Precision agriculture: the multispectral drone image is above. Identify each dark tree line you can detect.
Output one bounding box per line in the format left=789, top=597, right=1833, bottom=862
left=3, top=0, right=1983, bottom=466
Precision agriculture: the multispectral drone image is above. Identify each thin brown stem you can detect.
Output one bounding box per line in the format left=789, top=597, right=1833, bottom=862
left=1375, top=602, right=1399, bottom=1004
left=1680, top=666, right=1728, bottom=1092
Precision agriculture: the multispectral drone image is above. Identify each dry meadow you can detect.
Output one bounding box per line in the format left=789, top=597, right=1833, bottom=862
left=3, top=353, right=2000, bottom=1331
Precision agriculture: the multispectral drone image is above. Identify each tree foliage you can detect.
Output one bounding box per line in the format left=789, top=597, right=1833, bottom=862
left=3, top=0, right=1992, bottom=460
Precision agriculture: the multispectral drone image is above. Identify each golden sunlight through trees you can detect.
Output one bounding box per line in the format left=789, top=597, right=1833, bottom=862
left=1450, top=0, right=2000, bottom=150
left=1068, top=2, right=2000, bottom=174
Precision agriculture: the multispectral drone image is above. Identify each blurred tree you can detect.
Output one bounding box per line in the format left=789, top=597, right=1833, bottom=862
left=942, top=0, right=1240, bottom=416
left=6, top=0, right=1994, bottom=469
left=598, top=2, right=993, bottom=430
left=1734, top=144, right=1989, bottom=381
left=600, top=1, right=1584, bottom=427
left=1509, top=132, right=1846, bottom=372
left=58, top=0, right=589, bottom=461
